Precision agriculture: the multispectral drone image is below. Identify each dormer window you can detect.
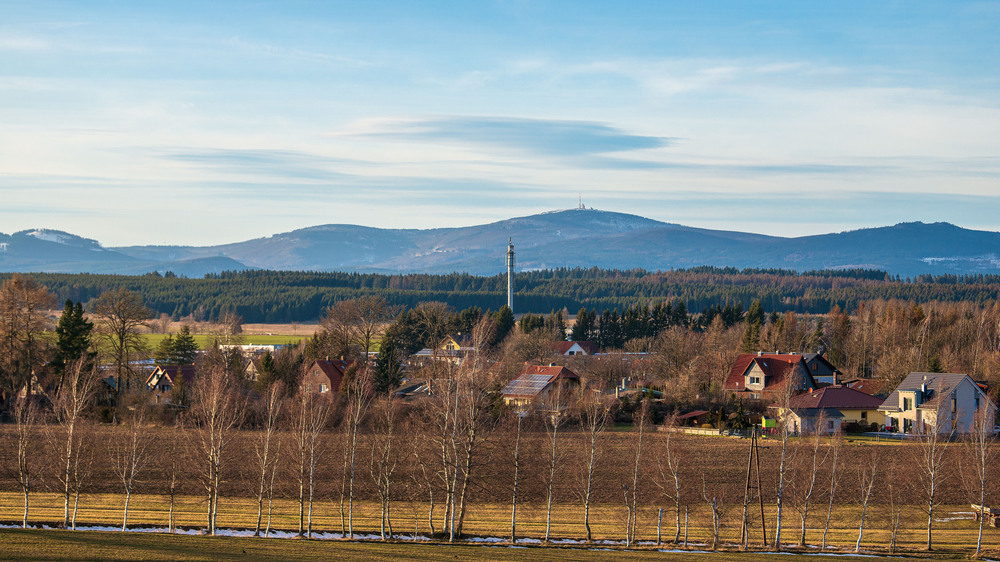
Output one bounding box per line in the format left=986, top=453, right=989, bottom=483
left=748, top=376, right=761, bottom=385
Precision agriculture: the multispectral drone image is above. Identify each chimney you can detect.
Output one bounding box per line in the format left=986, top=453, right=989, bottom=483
left=757, top=351, right=763, bottom=357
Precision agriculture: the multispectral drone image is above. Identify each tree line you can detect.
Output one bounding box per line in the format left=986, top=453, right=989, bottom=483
left=4, top=266, right=1000, bottom=323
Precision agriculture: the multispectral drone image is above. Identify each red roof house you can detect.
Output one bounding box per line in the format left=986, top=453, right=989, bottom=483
left=550, top=341, right=600, bottom=356
left=302, top=359, right=352, bottom=400
left=724, top=352, right=817, bottom=400
left=501, top=364, right=580, bottom=407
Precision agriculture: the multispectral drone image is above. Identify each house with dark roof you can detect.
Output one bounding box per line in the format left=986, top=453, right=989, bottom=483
left=723, top=352, right=818, bottom=401
left=501, top=364, right=580, bottom=407
left=772, top=385, right=886, bottom=434
left=801, top=353, right=842, bottom=385
left=301, top=359, right=352, bottom=400
left=146, top=365, right=196, bottom=405
left=551, top=341, right=600, bottom=356
left=878, top=372, right=997, bottom=434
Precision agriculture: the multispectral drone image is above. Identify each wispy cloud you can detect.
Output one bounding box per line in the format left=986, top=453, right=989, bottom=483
left=347, top=116, right=673, bottom=157
left=156, top=148, right=359, bottom=181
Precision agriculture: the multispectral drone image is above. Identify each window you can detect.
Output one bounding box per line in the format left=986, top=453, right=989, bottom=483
left=827, top=420, right=834, bottom=430
left=748, top=376, right=761, bottom=385
left=320, top=383, right=329, bottom=393
left=903, top=397, right=912, bottom=411
left=861, top=411, right=867, bottom=420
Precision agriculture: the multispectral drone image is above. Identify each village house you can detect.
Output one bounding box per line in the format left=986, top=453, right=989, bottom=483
left=410, top=334, right=477, bottom=366
left=301, top=359, right=352, bottom=400
left=771, top=385, right=886, bottom=435
left=550, top=340, right=599, bottom=356
left=878, top=372, right=997, bottom=434
left=145, top=365, right=195, bottom=405
left=723, top=352, right=818, bottom=401
left=501, top=364, right=580, bottom=408
left=801, top=352, right=842, bottom=385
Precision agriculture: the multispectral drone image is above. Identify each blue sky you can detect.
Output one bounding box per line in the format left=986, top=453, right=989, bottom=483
left=2, top=1, right=999, bottom=246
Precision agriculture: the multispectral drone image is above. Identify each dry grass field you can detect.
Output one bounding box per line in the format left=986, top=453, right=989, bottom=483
left=0, top=528, right=932, bottom=561
left=0, top=491, right=996, bottom=558
left=2, top=425, right=998, bottom=558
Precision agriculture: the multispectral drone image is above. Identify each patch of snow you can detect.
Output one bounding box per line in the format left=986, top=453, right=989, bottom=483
left=26, top=230, right=72, bottom=244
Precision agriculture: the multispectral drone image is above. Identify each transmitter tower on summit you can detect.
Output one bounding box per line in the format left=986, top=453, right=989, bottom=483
left=506, top=238, right=515, bottom=313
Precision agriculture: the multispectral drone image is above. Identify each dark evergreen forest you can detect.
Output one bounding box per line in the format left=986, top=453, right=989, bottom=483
left=3, top=267, right=999, bottom=323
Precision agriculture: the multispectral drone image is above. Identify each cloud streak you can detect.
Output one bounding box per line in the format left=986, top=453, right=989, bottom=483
left=350, top=116, right=673, bottom=157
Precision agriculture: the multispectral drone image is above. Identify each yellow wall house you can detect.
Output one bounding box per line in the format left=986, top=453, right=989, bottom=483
left=772, top=385, right=886, bottom=434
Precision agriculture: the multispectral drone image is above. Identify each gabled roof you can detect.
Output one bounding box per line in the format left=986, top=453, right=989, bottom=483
left=787, top=407, right=845, bottom=419
left=783, top=385, right=883, bottom=410
left=551, top=341, right=599, bottom=355
left=147, top=365, right=196, bottom=387
left=308, top=359, right=352, bottom=392
left=843, top=378, right=892, bottom=398
left=677, top=410, right=710, bottom=420
left=501, top=365, right=579, bottom=398
left=879, top=372, right=983, bottom=412
left=723, top=353, right=817, bottom=393
left=801, top=353, right=841, bottom=374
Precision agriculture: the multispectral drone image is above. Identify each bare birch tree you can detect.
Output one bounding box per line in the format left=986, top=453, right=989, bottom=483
left=369, top=395, right=403, bottom=539
left=292, top=388, right=330, bottom=538
left=542, top=386, right=569, bottom=543
left=13, top=399, right=38, bottom=528
left=791, top=420, right=828, bottom=547
left=624, top=399, right=648, bottom=546
left=50, top=360, right=99, bottom=528
left=508, top=406, right=526, bottom=543
left=253, top=382, right=282, bottom=536
left=655, top=415, right=685, bottom=544
left=821, top=428, right=841, bottom=550
left=964, top=409, right=997, bottom=558
left=191, top=365, right=244, bottom=535
left=854, top=446, right=879, bottom=553
left=110, top=406, right=151, bottom=531
left=342, top=364, right=373, bottom=538
left=914, top=421, right=951, bottom=551
left=579, top=391, right=612, bottom=543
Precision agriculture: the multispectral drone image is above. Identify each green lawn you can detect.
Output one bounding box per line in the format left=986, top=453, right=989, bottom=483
left=0, top=528, right=924, bottom=561
left=141, top=333, right=305, bottom=349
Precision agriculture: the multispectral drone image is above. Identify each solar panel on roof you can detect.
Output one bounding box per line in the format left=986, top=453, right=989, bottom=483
left=502, top=373, right=556, bottom=396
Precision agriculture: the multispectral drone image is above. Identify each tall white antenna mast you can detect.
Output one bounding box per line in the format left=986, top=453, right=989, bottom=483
left=506, top=238, right=515, bottom=312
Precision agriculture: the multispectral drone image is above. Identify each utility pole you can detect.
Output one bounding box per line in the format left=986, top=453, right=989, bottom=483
left=741, top=425, right=767, bottom=550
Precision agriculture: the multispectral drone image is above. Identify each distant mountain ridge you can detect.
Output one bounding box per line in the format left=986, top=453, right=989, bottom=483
left=2, top=210, right=999, bottom=278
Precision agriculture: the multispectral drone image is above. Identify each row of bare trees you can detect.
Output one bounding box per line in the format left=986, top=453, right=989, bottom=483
left=5, top=390, right=998, bottom=555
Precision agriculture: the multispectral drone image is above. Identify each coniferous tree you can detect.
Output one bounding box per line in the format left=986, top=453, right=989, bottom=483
left=373, top=339, right=403, bottom=393
left=154, top=335, right=175, bottom=365
left=171, top=325, right=199, bottom=365
left=53, top=300, right=95, bottom=392
left=571, top=308, right=595, bottom=342
left=492, top=306, right=514, bottom=346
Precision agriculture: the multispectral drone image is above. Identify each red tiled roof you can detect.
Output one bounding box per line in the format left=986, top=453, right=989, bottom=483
left=783, top=385, right=883, bottom=410
left=844, top=378, right=892, bottom=398
left=309, top=359, right=352, bottom=392
left=551, top=341, right=599, bottom=355
left=723, top=353, right=815, bottom=393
